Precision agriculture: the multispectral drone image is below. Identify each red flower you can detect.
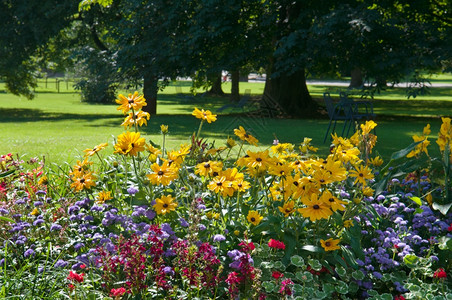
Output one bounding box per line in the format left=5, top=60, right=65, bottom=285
left=448, top=223, right=452, bottom=232
left=268, top=239, right=286, bottom=250
left=272, top=271, right=284, bottom=279
left=68, top=284, right=75, bottom=291
left=394, top=295, right=405, bottom=300
left=110, top=287, right=127, bottom=297
left=239, top=241, right=255, bottom=252
left=433, top=268, right=447, bottom=279
left=67, top=271, right=84, bottom=283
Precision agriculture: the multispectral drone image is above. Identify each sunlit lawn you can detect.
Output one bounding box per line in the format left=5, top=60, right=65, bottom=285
left=0, top=78, right=450, bottom=165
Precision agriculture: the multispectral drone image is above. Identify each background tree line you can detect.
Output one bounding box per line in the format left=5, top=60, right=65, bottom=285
left=1, top=0, right=452, bottom=117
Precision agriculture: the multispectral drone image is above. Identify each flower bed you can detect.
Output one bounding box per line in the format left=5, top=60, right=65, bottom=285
left=0, top=93, right=451, bottom=299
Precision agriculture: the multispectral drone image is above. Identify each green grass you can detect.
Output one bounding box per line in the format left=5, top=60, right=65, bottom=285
left=0, top=78, right=449, bottom=165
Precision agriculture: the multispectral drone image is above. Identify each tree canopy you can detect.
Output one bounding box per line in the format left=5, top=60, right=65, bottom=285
left=2, top=0, right=452, bottom=116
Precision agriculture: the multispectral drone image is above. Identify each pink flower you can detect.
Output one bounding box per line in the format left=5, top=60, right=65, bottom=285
left=433, top=268, right=447, bottom=279
left=268, top=239, right=286, bottom=250
left=110, top=287, right=127, bottom=297
left=279, top=278, right=293, bottom=296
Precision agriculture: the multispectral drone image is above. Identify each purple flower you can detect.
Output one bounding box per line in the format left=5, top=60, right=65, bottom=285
left=24, top=249, right=35, bottom=258
left=163, top=266, right=174, bottom=276
left=179, top=218, right=189, bottom=228
left=68, top=205, right=80, bottom=215
left=50, top=223, right=62, bottom=232
left=198, top=224, right=206, bottom=231
left=36, top=190, right=46, bottom=195
left=127, top=186, right=139, bottom=195
left=74, top=242, right=85, bottom=251
left=33, top=219, right=45, bottom=226
left=34, top=201, right=43, bottom=207
left=213, top=234, right=226, bottom=242
left=0, top=208, right=8, bottom=215
left=54, top=259, right=68, bottom=268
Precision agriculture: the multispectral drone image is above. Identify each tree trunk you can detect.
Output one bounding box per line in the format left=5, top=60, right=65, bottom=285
left=230, top=69, right=240, bottom=102
left=349, top=68, right=363, bottom=88
left=143, top=74, right=158, bottom=115
left=263, top=69, right=318, bottom=117
left=208, top=72, right=224, bottom=95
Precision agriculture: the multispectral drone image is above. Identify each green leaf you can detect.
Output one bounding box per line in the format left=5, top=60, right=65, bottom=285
left=335, top=266, right=347, bottom=277
left=0, top=169, right=15, bottom=178
left=290, top=255, right=304, bottom=267
left=432, top=202, right=452, bottom=215
left=380, top=293, right=393, bottom=300
left=348, top=281, right=359, bottom=293
left=0, top=216, right=14, bottom=223
left=352, top=270, right=365, bottom=280
left=295, top=271, right=313, bottom=282
left=335, top=281, right=348, bottom=294
left=308, top=259, right=322, bottom=271
left=391, top=140, right=423, bottom=160
left=262, top=281, right=276, bottom=293
left=438, top=236, right=451, bottom=250
left=273, top=261, right=285, bottom=270
left=368, top=289, right=379, bottom=296
left=323, top=283, right=335, bottom=294
left=404, top=254, right=419, bottom=268
left=315, top=291, right=327, bottom=299
left=409, top=196, right=422, bottom=206
left=301, top=245, right=323, bottom=252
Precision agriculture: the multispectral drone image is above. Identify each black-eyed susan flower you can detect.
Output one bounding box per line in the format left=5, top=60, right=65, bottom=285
left=71, top=172, right=96, bottom=192
left=320, top=238, right=341, bottom=251
left=320, top=190, right=347, bottom=212
left=192, top=108, right=217, bottom=123
left=299, top=193, right=332, bottom=221
left=349, top=165, right=374, bottom=186
left=147, top=162, right=178, bottom=186
left=116, top=92, right=147, bottom=114
left=343, top=220, right=354, bottom=228
left=69, top=158, right=93, bottom=177
left=195, top=160, right=223, bottom=177
left=207, top=175, right=234, bottom=197
left=245, top=150, right=272, bottom=169
left=368, top=156, right=383, bottom=167
left=247, top=210, right=263, bottom=225
left=146, top=144, right=162, bottom=163
left=83, top=142, right=108, bottom=157
left=121, top=111, right=150, bottom=129
left=113, top=131, right=146, bottom=156
left=278, top=200, right=296, bottom=217
left=234, top=126, right=258, bottom=145
left=153, top=195, right=177, bottom=215
left=96, top=191, right=112, bottom=204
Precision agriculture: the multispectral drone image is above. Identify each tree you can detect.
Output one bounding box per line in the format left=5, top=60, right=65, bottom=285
left=0, top=0, right=79, bottom=99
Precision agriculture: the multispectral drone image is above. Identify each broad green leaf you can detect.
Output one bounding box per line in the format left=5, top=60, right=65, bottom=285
left=315, top=291, right=327, bottom=299
left=368, top=289, right=379, bottom=296
left=409, top=196, right=422, bottom=206
left=348, top=281, right=359, bottom=293
left=390, top=141, right=423, bottom=161
left=336, top=266, right=347, bottom=277
left=262, top=281, right=276, bottom=292
left=273, top=261, right=285, bottom=270
left=352, top=270, right=365, bottom=280
left=295, top=271, right=313, bottom=282
left=323, top=283, right=335, bottom=294
left=335, top=281, right=348, bottom=294
left=308, top=259, right=322, bottom=271
left=381, top=293, right=393, bottom=300
left=404, top=254, right=419, bottom=268
left=290, top=255, right=304, bottom=267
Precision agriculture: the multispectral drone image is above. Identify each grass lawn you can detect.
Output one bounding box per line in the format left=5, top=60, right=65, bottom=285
left=0, top=79, right=449, bottom=165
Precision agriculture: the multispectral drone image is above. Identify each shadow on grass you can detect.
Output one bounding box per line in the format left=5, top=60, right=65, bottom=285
left=0, top=108, right=120, bottom=123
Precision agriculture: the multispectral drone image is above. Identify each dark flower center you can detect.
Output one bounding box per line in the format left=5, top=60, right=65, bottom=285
left=244, top=133, right=249, bottom=138
left=163, top=203, right=168, bottom=208
left=80, top=178, right=85, bottom=184
left=158, top=171, right=164, bottom=176
left=217, top=182, right=222, bottom=186
left=313, top=204, right=320, bottom=209
left=320, top=179, right=325, bottom=183
left=251, top=217, right=256, bottom=222
left=128, top=99, right=134, bottom=104
left=238, top=183, right=242, bottom=187
left=256, top=157, right=262, bottom=162
left=131, top=143, right=135, bottom=148
left=204, top=163, right=210, bottom=168
left=359, top=173, right=364, bottom=177
left=293, top=181, right=299, bottom=186
left=325, top=242, right=331, bottom=247
left=329, top=198, right=334, bottom=202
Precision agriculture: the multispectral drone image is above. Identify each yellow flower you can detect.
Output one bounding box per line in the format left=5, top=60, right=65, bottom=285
left=83, top=142, right=108, bottom=157
left=299, top=193, right=333, bottom=221
left=69, top=158, right=93, bottom=177
left=423, top=124, right=431, bottom=136
left=113, top=131, right=146, bottom=156
left=362, top=186, right=374, bottom=197
left=226, top=137, right=236, bottom=148
left=233, top=126, right=259, bottom=145
left=71, top=172, right=96, bottom=192
left=160, top=124, right=169, bottom=134
left=192, top=108, right=217, bottom=123
left=96, top=191, right=113, bottom=204
left=116, top=92, right=147, bottom=114
left=349, top=165, right=374, bottom=186
left=121, top=111, right=150, bottom=128
left=247, top=210, right=263, bottom=226
left=38, top=175, right=48, bottom=185
left=320, top=190, right=347, bottom=212
left=232, top=178, right=251, bottom=192
left=343, top=220, right=354, bottom=228
left=299, top=138, right=318, bottom=153
left=195, top=160, right=223, bottom=177
left=147, top=144, right=162, bottom=162
left=31, top=207, right=39, bottom=216
left=320, top=238, right=341, bottom=251
left=278, top=200, right=296, bottom=217
left=245, top=150, right=272, bottom=169
left=207, top=176, right=234, bottom=197
left=425, top=193, right=433, bottom=206
left=406, top=135, right=430, bottom=158
left=368, top=156, right=383, bottom=167
left=360, top=120, right=377, bottom=135
left=153, top=195, right=178, bottom=215
left=147, top=162, right=178, bottom=186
